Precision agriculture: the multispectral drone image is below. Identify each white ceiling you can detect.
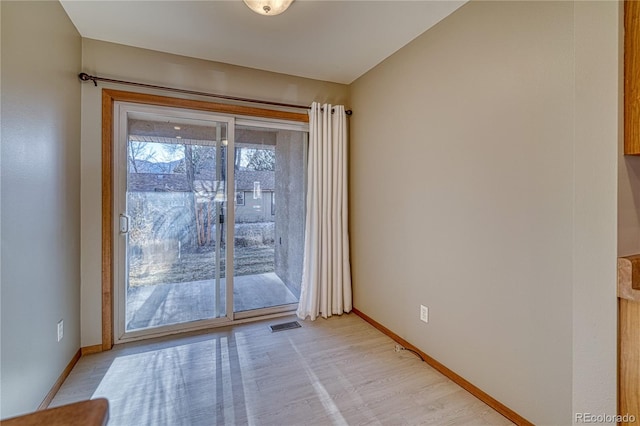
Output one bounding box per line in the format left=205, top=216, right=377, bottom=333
left=60, top=0, right=466, bottom=84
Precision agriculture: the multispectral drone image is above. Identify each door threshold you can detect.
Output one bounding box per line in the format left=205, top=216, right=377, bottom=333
left=115, top=308, right=297, bottom=345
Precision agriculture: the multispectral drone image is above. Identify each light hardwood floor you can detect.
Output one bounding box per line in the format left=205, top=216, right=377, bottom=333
left=51, top=314, right=513, bottom=425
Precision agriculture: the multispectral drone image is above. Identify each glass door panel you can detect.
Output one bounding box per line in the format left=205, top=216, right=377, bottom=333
left=116, top=105, right=232, bottom=338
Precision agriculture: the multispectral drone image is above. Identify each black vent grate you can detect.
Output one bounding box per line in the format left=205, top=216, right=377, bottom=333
left=269, top=321, right=301, bottom=332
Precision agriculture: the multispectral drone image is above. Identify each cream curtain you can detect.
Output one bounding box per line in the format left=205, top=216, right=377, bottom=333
left=296, top=102, right=352, bottom=320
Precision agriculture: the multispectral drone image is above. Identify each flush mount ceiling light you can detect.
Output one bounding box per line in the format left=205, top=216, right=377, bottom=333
left=243, top=0, right=294, bottom=16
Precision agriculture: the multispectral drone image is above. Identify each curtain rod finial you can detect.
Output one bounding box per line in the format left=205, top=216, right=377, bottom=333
left=78, top=72, right=97, bottom=86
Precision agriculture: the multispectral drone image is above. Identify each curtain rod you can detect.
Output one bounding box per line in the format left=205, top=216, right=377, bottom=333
left=78, top=73, right=352, bottom=116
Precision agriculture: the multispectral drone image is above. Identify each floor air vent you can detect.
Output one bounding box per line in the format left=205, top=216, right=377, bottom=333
left=269, top=321, right=301, bottom=332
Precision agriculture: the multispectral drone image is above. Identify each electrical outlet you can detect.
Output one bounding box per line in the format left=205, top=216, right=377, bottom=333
left=57, top=320, right=64, bottom=342
left=420, top=305, right=429, bottom=323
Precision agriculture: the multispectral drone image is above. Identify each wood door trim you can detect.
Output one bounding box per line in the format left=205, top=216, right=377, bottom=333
left=352, top=308, right=534, bottom=426
left=103, top=89, right=309, bottom=123
left=102, top=91, right=114, bottom=351
left=101, top=89, right=309, bottom=350
left=625, top=0, right=640, bottom=154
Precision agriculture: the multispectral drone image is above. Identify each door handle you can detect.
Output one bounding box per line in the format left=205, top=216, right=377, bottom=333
left=119, top=214, right=130, bottom=234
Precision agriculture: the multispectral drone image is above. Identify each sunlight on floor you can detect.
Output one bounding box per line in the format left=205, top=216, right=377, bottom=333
left=51, top=315, right=514, bottom=425
left=289, top=339, right=348, bottom=426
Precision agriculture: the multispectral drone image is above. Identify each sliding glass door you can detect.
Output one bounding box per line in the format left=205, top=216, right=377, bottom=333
left=113, top=103, right=307, bottom=342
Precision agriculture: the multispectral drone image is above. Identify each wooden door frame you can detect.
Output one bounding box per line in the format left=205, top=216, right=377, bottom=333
left=620, top=1, right=640, bottom=421
left=101, top=89, right=308, bottom=350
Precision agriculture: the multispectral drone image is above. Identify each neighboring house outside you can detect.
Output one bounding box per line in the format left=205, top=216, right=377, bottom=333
left=128, top=166, right=275, bottom=224
left=234, top=169, right=275, bottom=223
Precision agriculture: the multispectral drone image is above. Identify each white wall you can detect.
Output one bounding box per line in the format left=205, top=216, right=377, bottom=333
left=349, top=1, right=619, bottom=424
left=572, top=1, right=619, bottom=419
left=79, top=39, right=349, bottom=346
left=0, top=1, right=82, bottom=418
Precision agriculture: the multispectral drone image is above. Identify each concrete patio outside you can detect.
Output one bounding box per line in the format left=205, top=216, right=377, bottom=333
left=126, top=272, right=298, bottom=331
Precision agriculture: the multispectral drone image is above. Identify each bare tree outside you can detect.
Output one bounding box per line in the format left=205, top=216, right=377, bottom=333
left=126, top=139, right=278, bottom=287
left=128, top=141, right=155, bottom=173
left=245, top=148, right=275, bottom=171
